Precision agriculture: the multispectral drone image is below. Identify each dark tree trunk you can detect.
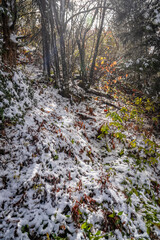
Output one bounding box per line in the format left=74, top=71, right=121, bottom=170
left=76, top=39, right=87, bottom=89
left=52, top=0, right=70, bottom=97
left=38, top=0, right=51, bottom=78
left=41, top=21, right=51, bottom=77
left=51, top=28, right=61, bottom=87
left=2, top=0, right=17, bottom=68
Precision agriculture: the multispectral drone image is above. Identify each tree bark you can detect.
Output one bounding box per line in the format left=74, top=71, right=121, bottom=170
left=76, top=39, right=87, bottom=88
left=89, top=0, right=107, bottom=87
left=49, top=2, right=60, bottom=87
left=52, top=0, right=70, bottom=97
left=2, top=0, right=17, bottom=68
left=38, top=0, right=51, bottom=78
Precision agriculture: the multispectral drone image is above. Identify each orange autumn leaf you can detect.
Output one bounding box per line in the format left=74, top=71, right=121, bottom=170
left=60, top=225, right=66, bottom=230
left=110, top=61, right=117, bottom=67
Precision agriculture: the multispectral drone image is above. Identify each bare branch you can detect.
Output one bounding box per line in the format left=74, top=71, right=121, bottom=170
left=65, top=5, right=114, bottom=26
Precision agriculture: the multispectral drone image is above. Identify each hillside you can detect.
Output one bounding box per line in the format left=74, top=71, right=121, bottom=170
left=0, top=67, right=160, bottom=240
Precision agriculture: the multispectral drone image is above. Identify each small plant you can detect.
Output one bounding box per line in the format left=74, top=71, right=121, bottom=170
left=143, top=209, right=160, bottom=236
left=97, top=123, right=109, bottom=139
left=51, top=234, right=67, bottom=240
left=81, top=222, right=105, bottom=240
left=114, top=132, right=126, bottom=141
left=54, top=155, right=59, bottom=160
left=21, top=224, right=29, bottom=234
left=119, top=149, right=124, bottom=157
left=106, top=112, right=123, bottom=123
left=129, top=140, right=137, bottom=148
left=135, top=97, right=142, bottom=106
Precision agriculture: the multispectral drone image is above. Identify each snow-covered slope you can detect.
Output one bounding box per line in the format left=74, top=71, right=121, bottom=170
left=0, top=71, right=160, bottom=240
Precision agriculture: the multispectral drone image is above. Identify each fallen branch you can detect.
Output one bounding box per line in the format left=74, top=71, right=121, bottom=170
left=87, top=88, right=114, bottom=100
left=101, top=100, right=120, bottom=109
left=77, top=112, right=97, bottom=120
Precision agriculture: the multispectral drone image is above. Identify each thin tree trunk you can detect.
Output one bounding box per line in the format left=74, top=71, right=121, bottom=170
left=89, top=0, right=106, bottom=87
left=52, top=28, right=61, bottom=87
left=59, top=31, right=70, bottom=97
left=76, top=8, right=98, bottom=90
left=52, top=0, right=69, bottom=97
left=76, top=39, right=87, bottom=87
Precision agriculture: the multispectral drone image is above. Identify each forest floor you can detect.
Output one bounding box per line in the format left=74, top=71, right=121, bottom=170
left=0, top=65, right=160, bottom=240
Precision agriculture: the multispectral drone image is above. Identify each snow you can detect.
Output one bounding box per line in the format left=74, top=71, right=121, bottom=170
left=125, top=59, right=133, bottom=68
left=10, top=34, right=18, bottom=43
left=0, top=66, right=160, bottom=240
left=0, top=69, right=33, bottom=120
left=153, top=10, right=160, bottom=25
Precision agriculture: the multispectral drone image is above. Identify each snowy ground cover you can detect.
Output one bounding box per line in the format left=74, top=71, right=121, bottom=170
left=0, top=65, right=34, bottom=127
left=0, top=68, right=160, bottom=240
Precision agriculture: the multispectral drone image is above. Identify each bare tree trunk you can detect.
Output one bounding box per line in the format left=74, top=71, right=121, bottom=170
left=41, top=22, right=50, bottom=77
left=76, top=39, right=87, bottom=87
left=2, top=0, right=17, bottom=68
left=76, top=8, right=98, bottom=90
left=59, top=31, right=70, bottom=97
left=49, top=2, right=60, bottom=87
left=38, top=0, right=51, bottom=78
left=89, top=0, right=106, bottom=87
left=52, top=0, right=70, bottom=97
left=51, top=26, right=61, bottom=87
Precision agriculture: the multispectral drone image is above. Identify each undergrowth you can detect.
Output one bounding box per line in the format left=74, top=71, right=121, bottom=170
left=97, top=92, right=160, bottom=238
left=98, top=95, right=160, bottom=166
